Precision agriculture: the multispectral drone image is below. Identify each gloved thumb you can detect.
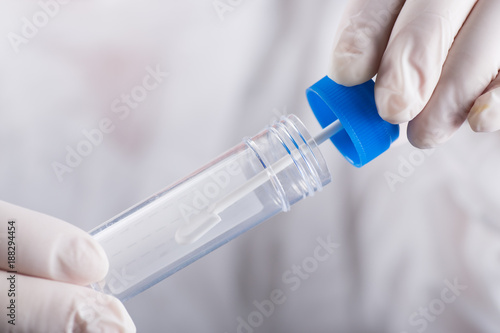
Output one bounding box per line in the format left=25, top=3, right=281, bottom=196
left=0, top=200, right=108, bottom=285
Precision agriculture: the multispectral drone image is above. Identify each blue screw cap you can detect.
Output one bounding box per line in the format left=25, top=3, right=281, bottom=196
left=306, top=76, right=399, bottom=168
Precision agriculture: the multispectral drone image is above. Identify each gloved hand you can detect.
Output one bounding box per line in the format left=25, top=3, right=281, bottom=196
left=330, top=0, right=500, bottom=148
left=0, top=201, right=136, bottom=333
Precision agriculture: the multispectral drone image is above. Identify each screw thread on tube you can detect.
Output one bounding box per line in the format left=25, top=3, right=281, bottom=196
left=174, top=119, right=343, bottom=245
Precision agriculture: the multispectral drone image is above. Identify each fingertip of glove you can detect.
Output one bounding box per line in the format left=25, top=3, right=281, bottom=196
left=329, top=57, right=374, bottom=87
left=55, top=232, right=109, bottom=285
left=374, top=85, right=421, bottom=124
left=84, top=235, right=110, bottom=281
left=73, top=292, right=136, bottom=333
left=97, top=295, right=137, bottom=333
left=468, top=96, right=500, bottom=133
left=407, top=121, right=451, bottom=149
left=407, top=135, right=439, bottom=149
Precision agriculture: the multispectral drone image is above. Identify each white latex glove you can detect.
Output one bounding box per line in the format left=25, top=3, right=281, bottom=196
left=330, top=0, right=500, bottom=148
left=0, top=201, right=136, bottom=333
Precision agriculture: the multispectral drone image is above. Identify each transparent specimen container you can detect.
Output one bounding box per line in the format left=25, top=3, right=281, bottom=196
left=89, top=115, right=331, bottom=301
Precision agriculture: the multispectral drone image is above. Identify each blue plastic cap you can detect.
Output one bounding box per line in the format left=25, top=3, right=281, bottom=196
left=306, top=76, right=399, bottom=168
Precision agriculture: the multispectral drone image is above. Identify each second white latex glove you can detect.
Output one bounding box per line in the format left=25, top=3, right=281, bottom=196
left=0, top=201, right=136, bottom=333
left=330, top=0, right=500, bottom=148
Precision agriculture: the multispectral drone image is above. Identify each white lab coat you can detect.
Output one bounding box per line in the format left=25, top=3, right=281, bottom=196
left=1, top=1, right=500, bottom=332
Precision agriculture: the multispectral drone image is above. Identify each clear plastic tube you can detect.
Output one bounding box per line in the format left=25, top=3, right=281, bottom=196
left=89, top=115, right=332, bottom=301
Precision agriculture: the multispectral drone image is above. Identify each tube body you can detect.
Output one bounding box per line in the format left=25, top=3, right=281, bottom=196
left=89, top=115, right=331, bottom=301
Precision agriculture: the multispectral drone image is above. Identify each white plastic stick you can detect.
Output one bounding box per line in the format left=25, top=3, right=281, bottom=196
left=175, top=120, right=343, bottom=244
left=213, top=153, right=289, bottom=214
left=313, top=120, right=343, bottom=145
left=214, top=120, right=342, bottom=214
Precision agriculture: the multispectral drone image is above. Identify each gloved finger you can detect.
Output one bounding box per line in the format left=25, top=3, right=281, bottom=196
left=329, top=0, right=405, bottom=86
left=375, top=0, right=478, bottom=124
left=0, top=273, right=135, bottom=333
left=0, top=201, right=108, bottom=285
left=468, top=72, right=500, bottom=132
left=407, top=0, right=500, bottom=148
